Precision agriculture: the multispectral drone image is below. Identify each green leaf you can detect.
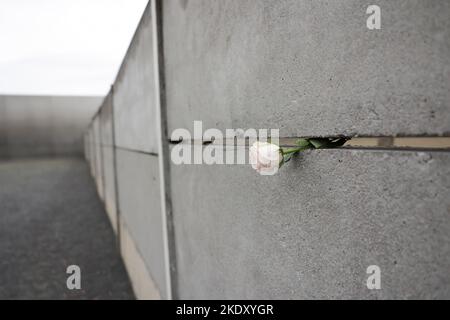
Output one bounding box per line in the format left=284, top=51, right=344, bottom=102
left=295, top=139, right=311, bottom=148
left=283, top=153, right=293, bottom=163
left=308, top=138, right=329, bottom=149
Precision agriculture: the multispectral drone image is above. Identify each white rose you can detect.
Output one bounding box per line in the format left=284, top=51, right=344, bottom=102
left=249, top=141, right=282, bottom=175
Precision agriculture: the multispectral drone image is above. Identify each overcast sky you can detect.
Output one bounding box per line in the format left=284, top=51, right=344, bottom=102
left=0, top=0, right=148, bottom=96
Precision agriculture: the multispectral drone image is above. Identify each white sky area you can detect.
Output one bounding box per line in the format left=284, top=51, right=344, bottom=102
left=0, top=0, right=148, bottom=96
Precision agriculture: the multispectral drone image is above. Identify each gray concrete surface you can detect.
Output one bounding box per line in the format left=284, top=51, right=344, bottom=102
left=115, top=148, right=167, bottom=298
left=103, top=2, right=167, bottom=297
left=0, top=157, right=134, bottom=299
left=88, top=128, right=96, bottom=177
left=163, top=0, right=450, bottom=137
left=0, top=95, right=102, bottom=158
left=82, top=0, right=450, bottom=300
left=99, top=93, right=118, bottom=232
left=113, top=2, right=159, bottom=154
left=102, top=145, right=117, bottom=232
left=93, top=117, right=104, bottom=200
left=99, top=92, right=114, bottom=149
left=169, top=148, right=450, bottom=299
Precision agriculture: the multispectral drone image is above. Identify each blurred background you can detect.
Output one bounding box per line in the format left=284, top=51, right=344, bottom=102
left=0, top=0, right=147, bottom=158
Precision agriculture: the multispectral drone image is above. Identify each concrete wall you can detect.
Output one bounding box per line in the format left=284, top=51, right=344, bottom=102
left=85, top=0, right=450, bottom=299
left=0, top=95, right=101, bottom=158
left=113, top=1, right=168, bottom=299
left=163, top=0, right=450, bottom=138
left=99, top=91, right=118, bottom=233
left=86, top=2, right=168, bottom=299
left=169, top=147, right=450, bottom=299
left=113, top=3, right=158, bottom=154
left=93, top=116, right=104, bottom=201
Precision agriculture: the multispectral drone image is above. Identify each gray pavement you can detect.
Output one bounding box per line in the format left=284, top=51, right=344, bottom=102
left=0, top=157, right=134, bottom=299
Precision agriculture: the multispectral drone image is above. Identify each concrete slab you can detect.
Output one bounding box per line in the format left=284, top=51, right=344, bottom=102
left=99, top=93, right=117, bottom=233
left=99, top=93, right=114, bottom=148
left=115, top=148, right=167, bottom=298
left=113, top=3, right=159, bottom=153
left=163, top=0, right=450, bottom=137
left=120, top=218, right=161, bottom=299
left=93, top=117, right=104, bottom=200
left=169, top=148, right=450, bottom=299
left=102, top=146, right=117, bottom=234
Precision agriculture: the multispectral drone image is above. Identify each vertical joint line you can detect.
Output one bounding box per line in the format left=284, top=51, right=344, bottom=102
left=100, top=107, right=106, bottom=204
left=111, top=85, right=122, bottom=252
left=152, top=0, right=177, bottom=300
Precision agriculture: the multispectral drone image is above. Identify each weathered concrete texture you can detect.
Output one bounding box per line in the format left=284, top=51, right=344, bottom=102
left=0, top=158, right=134, bottom=299
left=99, top=92, right=114, bottom=148
left=102, top=146, right=117, bottom=233
left=93, top=117, right=104, bottom=201
left=0, top=95, right=102, bottom=158
left=120, top=218, right=162, bottom=300
left=113, top=2, right=159, bottom=154
left=115, top=148, right=166, bottom=298
left=163, top=0, right=450, bottom=137
left=99, top=93, right=117, bottom=233
left=169, top=148, right=450, bottom=299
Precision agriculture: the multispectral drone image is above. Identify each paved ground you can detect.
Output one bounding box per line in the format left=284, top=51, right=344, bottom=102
left=0, top=157, right=134, bottom=299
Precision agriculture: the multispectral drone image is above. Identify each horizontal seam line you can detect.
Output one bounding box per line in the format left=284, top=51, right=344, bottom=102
left=115, top=146, right=158, bottom=156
